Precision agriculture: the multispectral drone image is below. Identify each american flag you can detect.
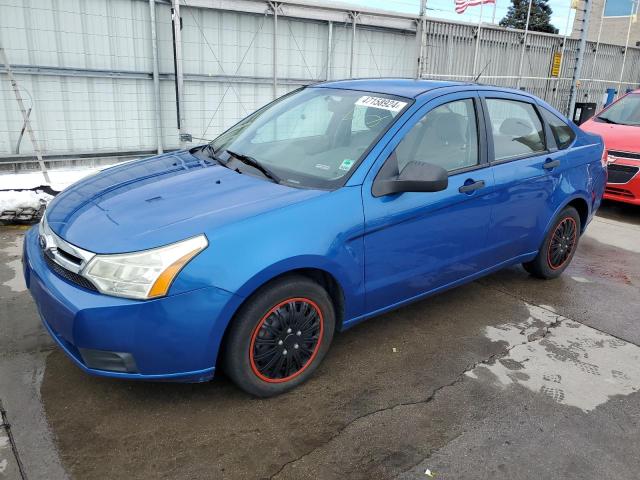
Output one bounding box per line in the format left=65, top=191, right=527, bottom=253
left=455, top=0, right=495, bottom=14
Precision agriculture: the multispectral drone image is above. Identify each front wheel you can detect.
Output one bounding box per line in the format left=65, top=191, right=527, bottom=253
left=523, top=206, right=581, bottom=279
left=223, top=275, right=335, bottom=397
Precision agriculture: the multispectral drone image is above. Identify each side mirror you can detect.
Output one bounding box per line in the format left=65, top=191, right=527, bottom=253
left=373, top=161, right=449, bottom=197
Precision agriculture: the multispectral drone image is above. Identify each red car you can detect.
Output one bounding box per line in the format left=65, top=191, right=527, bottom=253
left=581, top=89, right=640, bottom=205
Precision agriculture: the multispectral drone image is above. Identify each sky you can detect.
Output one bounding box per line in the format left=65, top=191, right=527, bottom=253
left=338, top=0, right=577, bottom=35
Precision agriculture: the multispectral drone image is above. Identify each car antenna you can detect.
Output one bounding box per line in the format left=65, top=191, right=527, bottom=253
left=473, top=60, right=491, bottom=83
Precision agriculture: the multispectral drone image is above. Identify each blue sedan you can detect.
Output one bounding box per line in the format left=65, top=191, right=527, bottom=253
left=23, top=79, right=606, bottom=396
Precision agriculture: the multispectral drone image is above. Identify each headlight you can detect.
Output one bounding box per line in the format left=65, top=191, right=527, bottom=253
left=83, top=235, right=208, bottom=300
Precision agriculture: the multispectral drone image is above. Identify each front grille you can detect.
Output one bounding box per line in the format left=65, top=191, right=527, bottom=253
left=605, top=186, right=635, bottom=198
left=607, top=164, right=639, bottom=184
left=43, top=252, right=98, bottom=292
left=609, top=150, right=640, bottom=161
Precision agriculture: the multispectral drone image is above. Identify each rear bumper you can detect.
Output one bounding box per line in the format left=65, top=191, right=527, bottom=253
left=23, top=227, right=243, bottom=382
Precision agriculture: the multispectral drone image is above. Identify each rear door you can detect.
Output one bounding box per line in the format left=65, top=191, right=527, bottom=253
left=480, top=92, right=563, bottom=264
left=361, top=92, right=495, bottom=312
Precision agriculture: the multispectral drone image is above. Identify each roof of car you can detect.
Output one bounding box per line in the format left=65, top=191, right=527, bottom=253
left=315, top=78, right=473, bottom=98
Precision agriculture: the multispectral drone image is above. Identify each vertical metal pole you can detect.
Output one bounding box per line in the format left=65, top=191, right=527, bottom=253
left=568, top=0, right=592, bottom=118
left=149, top=0, right=163, bottom=154
left=0, top=47, right=50, bottom=184
left=272, top=2, right=278, bottom=99
left=589, top=0, right=606, bottom=80
left=416, top=0, right=427, bottom=79
left=350, top=12, right=358, bottom=78
left=552, top=0, right=576, bottom=106
left=326, top=21, right=333, bottom=81
left=171, top=0, right=186, bottom=148
left=491, top=1, right=497, bottom=24
left=472, top=0, right=485, bottom=77
left=616, top=1, right=636, bottom=95
left=516, top=0, right=534, bottom=88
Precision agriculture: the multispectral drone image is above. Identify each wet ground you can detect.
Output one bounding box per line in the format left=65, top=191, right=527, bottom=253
left=1, top=201, right=639, bottom=480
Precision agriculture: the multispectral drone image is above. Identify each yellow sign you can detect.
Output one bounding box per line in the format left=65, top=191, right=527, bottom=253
left=551, top=52, right=562, bottom=78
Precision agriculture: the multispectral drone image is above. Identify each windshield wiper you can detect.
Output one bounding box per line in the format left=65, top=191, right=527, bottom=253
left=198, top=143, right=228, bottom=166
left=225, top=149, right=281, bottom=183
left=597, top=116, right=620, bottom=124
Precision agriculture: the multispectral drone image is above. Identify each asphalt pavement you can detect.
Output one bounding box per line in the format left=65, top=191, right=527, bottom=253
left=1, top=201, right=639, bottom=480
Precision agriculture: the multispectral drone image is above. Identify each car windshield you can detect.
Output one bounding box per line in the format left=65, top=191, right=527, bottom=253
left=597, top=93, right=640, bottom=126
left=209, top=87, right=410, bottom=189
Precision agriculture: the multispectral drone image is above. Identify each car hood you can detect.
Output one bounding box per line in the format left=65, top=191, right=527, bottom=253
left=46, top=150, right=324, bottom=253
left=580, top=120, right=640, bottom=153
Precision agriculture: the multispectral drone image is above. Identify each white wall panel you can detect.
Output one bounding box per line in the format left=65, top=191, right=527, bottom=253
left=1, top=0, right=639, bottom=158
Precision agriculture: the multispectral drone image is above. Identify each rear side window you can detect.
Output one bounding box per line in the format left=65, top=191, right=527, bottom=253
left=541, top=109, right=575, bottom=150
left=485, top=99, right=546, bottom=161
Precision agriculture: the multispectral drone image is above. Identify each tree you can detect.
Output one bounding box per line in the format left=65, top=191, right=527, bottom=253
left=499, top=0, right=559, bottom=34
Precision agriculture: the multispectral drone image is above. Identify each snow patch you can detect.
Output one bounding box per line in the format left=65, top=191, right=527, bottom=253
left=0, top=189, right=53, bottom=214
left=0, top=165, right=115, bottom=192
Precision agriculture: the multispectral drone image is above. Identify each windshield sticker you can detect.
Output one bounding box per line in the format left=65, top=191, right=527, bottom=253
left=339, top=159, right=355, bottom=171
left=355, top=96, right=407, bottom=112
left=315, top=163, right=330, bottom=171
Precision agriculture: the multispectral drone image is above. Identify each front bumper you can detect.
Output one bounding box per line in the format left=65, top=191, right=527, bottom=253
left=604, top=160, right=640, bottom=205
left=23, top=227, right=242, bottom=382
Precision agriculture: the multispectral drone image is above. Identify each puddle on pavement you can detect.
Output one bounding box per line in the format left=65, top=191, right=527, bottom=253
left=0, top=236, right=26, bottom=293
left=468, top=304, right=640, bottom=412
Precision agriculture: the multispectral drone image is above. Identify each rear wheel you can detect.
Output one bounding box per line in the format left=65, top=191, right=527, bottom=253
left=523, top=206, right=580, bottom=279
left=223, top=275, right=335, bottom=397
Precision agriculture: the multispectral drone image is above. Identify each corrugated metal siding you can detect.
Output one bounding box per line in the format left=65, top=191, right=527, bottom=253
left=1, top=0, right=639, bottom=158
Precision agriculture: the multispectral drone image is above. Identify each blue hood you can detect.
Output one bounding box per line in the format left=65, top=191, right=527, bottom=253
left=46, top=151, right=324, bottom=253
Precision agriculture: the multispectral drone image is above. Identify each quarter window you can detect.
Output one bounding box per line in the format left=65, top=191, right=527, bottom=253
left=541, top=109, right=575, bottom=150
left=485, top=99, right=546, bottom=161
left=395, top=98, right=479, bottom=173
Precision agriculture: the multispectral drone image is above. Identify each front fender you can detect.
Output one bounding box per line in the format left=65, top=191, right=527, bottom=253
left=196, top=186, right=367, bottom=322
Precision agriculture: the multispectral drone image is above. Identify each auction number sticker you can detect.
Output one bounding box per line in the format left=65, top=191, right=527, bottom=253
left=355, top=96, right=407, bottom=112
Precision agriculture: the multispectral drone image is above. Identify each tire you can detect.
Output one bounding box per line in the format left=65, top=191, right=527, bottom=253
left=523, top=206, right=581, bottom=279
left=222, top=275, right=335, bottom=397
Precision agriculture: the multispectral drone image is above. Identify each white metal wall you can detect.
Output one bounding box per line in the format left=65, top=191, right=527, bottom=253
left=1, top=0, right=639, bottom=159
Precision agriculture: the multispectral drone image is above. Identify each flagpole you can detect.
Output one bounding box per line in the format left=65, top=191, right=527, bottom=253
left=515, top=0, right=533, bottom=89
left=492, top=0, right=497, bottom=24
left=472, top=0, right=485, bottom=76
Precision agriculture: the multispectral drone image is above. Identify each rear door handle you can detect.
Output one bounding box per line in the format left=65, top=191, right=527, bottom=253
left=458, top=180, right=485, bottom=193
left=543, top=159, right=561, bottom=170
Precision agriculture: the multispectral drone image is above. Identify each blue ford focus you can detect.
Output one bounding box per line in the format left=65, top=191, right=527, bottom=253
left=23, top=79, right=606, bottom=396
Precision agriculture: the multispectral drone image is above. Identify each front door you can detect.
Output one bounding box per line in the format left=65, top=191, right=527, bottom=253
left=362, top=92, right=495, bottom=313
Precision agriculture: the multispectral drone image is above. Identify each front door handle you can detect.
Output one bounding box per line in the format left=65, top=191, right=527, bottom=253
left=458, top=180, right=485, bottom=194
left=543, top=159, right=561, bottom=170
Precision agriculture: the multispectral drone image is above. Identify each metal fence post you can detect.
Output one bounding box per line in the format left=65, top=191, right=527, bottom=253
left=171, top=0, right=186, bottom=147
left=0, top=46, right=50, bottom=184
left=326, top=21, right=333, bottom=81
left=271, top=1, right=279, bottom=99
left=149, top=0, right=163, bottom=154
left=350, top=12, right=359, bottom=78
left=568, top=0, right=592, bottom=118
left=416, top=0, right=427, bottom=79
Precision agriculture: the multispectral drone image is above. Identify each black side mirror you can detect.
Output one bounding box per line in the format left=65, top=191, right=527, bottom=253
left=373, top=161, right=449, bottom=197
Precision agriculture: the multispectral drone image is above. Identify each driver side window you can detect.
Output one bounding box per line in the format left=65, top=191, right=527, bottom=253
left=395, top=98, right=479, bottom=173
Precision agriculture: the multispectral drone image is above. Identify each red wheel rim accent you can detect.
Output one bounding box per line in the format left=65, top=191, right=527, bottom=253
left=547, top=216, right=577, bottom=270
left=249, top=298, right=324, bottom=383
